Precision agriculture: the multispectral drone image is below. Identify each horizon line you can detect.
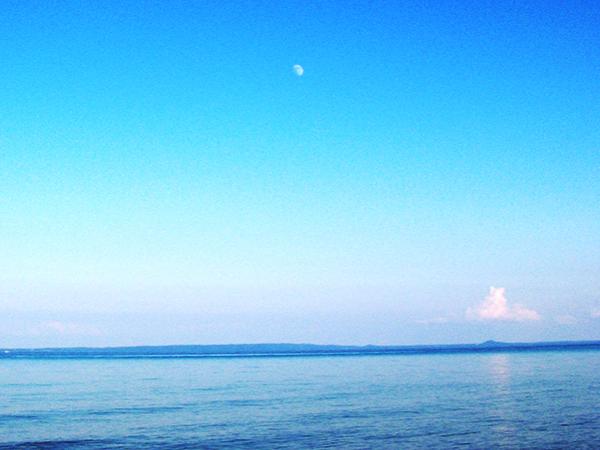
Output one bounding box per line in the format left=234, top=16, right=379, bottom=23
left=3, top=338, right=600, bottom=353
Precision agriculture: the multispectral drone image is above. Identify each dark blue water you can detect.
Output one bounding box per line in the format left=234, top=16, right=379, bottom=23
left=2, top=350, right=600, bottom=449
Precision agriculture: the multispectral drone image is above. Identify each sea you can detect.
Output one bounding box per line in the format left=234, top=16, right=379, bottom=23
left=2, top=348, right=599, bottom=449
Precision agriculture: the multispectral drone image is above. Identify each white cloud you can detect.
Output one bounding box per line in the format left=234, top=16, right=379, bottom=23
left=416, top=317, right=449, bottom=325
left=30, top=321, right=102, bottom=336
left=466, top=287, right=540, bottom=322
left=555, top=315, right=577, bottom=325
left=591, top=308, right=600, bottom=319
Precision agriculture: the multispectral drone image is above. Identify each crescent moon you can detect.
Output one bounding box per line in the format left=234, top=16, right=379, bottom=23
left=293, top=64, right=304, bottom=76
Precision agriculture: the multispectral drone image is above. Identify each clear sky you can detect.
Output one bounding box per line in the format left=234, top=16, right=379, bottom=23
left=1, top=1, right=599, bottom=347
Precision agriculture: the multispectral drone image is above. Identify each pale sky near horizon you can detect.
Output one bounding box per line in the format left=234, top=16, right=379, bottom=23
left=1, top=1, right=599, bottom=347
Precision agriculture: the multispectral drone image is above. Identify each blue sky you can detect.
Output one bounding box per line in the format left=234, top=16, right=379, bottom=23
left=1, top=1, right=599, bottom=347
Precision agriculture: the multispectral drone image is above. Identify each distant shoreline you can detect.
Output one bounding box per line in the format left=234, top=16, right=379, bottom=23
left=2, top=340, right=600, bottom=359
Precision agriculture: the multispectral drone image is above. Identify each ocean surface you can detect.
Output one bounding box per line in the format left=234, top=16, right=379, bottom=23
left=2, top=349, right=600, bottom=449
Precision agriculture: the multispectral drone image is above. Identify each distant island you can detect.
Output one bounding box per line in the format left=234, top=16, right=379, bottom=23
left=2, top=340, right=599, bottom=359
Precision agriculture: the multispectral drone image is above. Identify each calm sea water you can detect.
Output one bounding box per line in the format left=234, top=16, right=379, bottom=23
left=2, top=350, right=599, bottom=449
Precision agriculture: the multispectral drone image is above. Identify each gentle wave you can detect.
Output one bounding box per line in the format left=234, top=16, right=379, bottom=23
left=2, top=350, right=600, bottom=448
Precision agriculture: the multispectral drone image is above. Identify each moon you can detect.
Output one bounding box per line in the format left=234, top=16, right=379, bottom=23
left=293, top=64, right=304, bottom=76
